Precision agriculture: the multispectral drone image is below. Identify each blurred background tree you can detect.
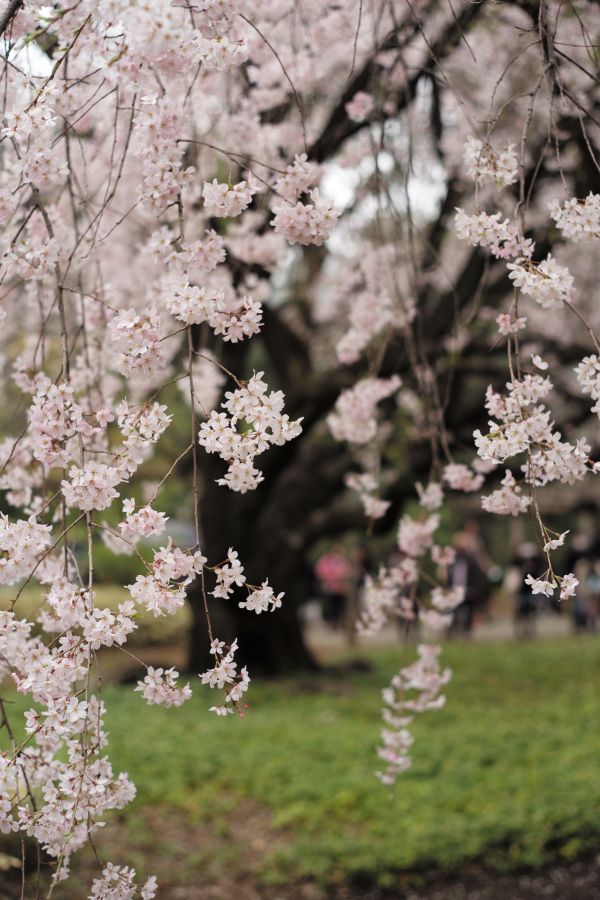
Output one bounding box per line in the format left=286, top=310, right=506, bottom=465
left=181, top=0, right=600, bottom=673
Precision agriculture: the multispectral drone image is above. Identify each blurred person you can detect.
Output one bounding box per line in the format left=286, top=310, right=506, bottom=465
left=587, top=560, right=600, bottom=632
left=449, top=521, right=493, bottom=635
left=315, top=544, right=352, bottom=629
left=569, top=536, right=600, bottom=633
left=510, top=543, right=543, bottom=639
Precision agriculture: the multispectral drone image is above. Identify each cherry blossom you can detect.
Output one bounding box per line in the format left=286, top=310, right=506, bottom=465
left=496, top=313, right=527, bottom=336
left=346, top=472, right=390, bottom=520
left=358, top=564, right=417, bottom=636
left=463, top=136, right=518, bottom=187
left=481, top=470, right=531, bottom=517
left=200, top=639, right=250, bottom=715
left=271, top=190, right=340, bottom=246
left=454, top=208, right=533, bottom=259
left=239, top=580, right=284, bottom=614
left=377, top=645, right=451, bottom=784
left=345, top=91, right=375, bottom=122
left=327, top=376, right=401, bottom=445
left=397, top=514, right=439, bottom=558
left=199, top=373, right=302, bottom=492
left=202, top=179, right=257, bottom=218
left=543, top=531, right=569, bottom=552
left=549, top=193, right=600, bottom=241
left=89, top=863, right=157, bottom=899
left=61, top=463, right=122, bottom=512
left=507, top=255, right=574, bottom=309
left=0, top=515, right=52, bottom=584
left=525, top=574, right=557, bottom=597
left=135, top=668, right=192, bottom=708
left=575, top=355, right=600, bottom=417
left=415, top=482, right=444, bottom=511
left=273, top=154, right=319, bottom=202
left=211, top=548, right=246, bottom=599
left=119, top=502, right=168, bottom=543
left=559, top=573, right=579, bottom=601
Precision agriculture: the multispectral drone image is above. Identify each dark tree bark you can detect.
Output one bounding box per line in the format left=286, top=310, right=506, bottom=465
left=186, top=430, right=325, bottom=674
left=0, top=0, right=22, bottom=37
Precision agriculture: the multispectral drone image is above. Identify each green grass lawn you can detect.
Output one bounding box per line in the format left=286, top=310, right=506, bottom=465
left=3, top=635, right=600, bottom=893
left=89, top=636, right=600, bottom=887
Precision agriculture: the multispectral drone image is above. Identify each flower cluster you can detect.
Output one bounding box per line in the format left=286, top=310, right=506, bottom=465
left=197, top=34, right=249, bottom=70
left=442, top=463, right=484, bottom=493
left=165, top=276, right=263, bottom=342
left=136, top=97, right=194, bottom=210
left=327, top=376, right=401, bottom=444
left=200, top=638, right=250, bottom=715
left=496, top=313, right=527, bottom=336
left=463, top=136, right=518, bottom=187
left=525, top=571, right=578, bottom=602
left=397, top=514, right=439, bottom=557
left=549, top=193, right=600, bottom=241
left=119, top=500, right=168, bottom=543
left=415, top=482, right=444, bottom=511
left=198, top=372, right=302, bottom=492
left=273, top=153, right=319, bottom=202
left=238, top=580, right=284, bottom=614
left=271, top=190, right=340, bottom=246
left=82, top=603, right=137, bottom=650
left=165, top=281, right=225, bottom=325
left=4, top=684, right=137, bottom=877
left=507, top=255, right=574, bottom=309
left=202, top=179, right=257, bottom=217
left=346, top=472, right=390, bottom=520
left=358, top=562, right=417, bottom=636
left=575, top=355, right=600, bottom=417
left=454, top=208, right=533, bottom=259
left=345, top=91, right=374, bottom=122
left=89, top=862, right=157, bottom=899
left=128, top=542, right=206, bottom=617
left=135, top=667, right=191, bottom=707
left=472, top=366, right=591, bottom=598
left=28, top=379, right=96, bottom=469
left=107, top=310, right=166, bottom=378
left=474, top=376, right=590, bottom=489
left=0, top=515, right=52, bottom=585
left=115, top=402, right=172, bottom=478
left=432, top=545, right=456, bottom=566
left=179, top=230, right=227, bottom=275
left=0, top=226, right=60, bottom=282
left=211, top=547, right=246, bottom=598
left=24, top=144, right=69, bottom=189
left=377, top=645, right=451, bottom=784
left=481, top=469, right=531, bottom=516
left=61, top=462, right=122, bottom=512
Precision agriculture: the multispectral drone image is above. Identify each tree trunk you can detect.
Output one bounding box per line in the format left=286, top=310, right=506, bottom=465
left=186, top=445, right=320, bottom=675
left=187, top=584, right=318, bottom=675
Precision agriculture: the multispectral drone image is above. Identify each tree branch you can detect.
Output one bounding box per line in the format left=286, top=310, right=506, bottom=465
left=0, top=0, right=22, bottom=37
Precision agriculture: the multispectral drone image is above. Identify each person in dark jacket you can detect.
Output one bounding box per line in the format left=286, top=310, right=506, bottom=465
left=449, top=523, right=492, bottom=635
